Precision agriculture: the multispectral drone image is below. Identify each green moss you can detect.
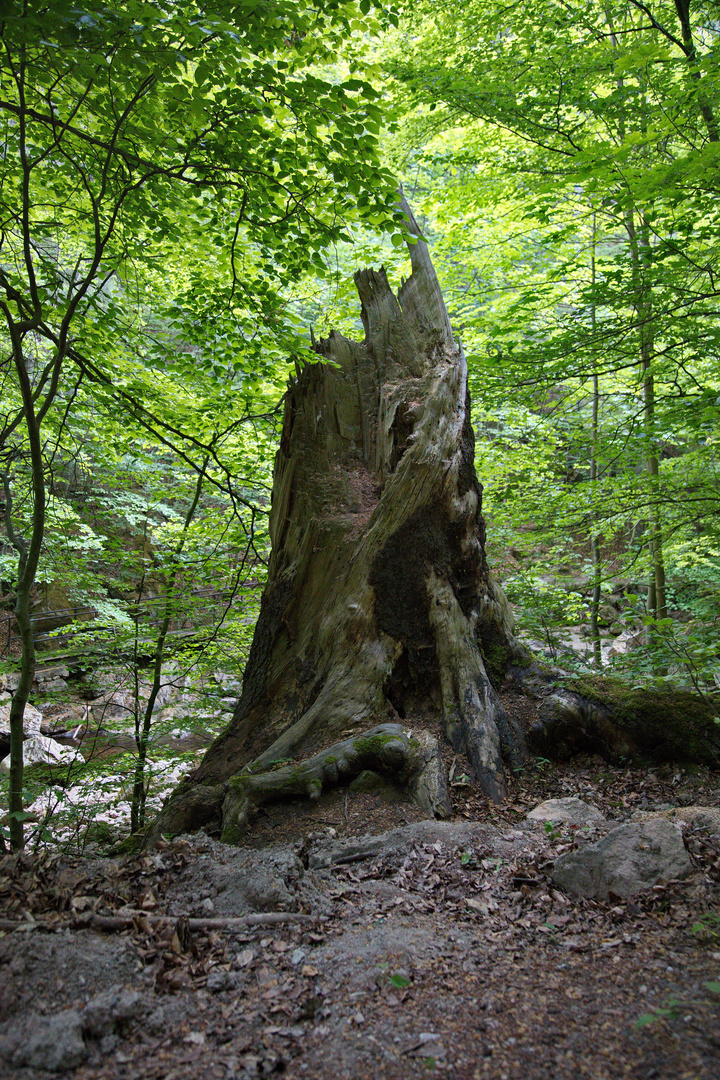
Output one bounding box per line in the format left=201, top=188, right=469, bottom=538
left=227, top=772, right=252, bottom=792
left=568, top=674, right=720, bottom=765
left=220, top=818, right=243, bottom=845
left=244, top=757, right=290, bottom=774
left=110, top=831, right=145, bottom=856
left=481, top=640, right=510, bottom=689
left=349, top=769, right=395, bottom=794
left=353, top=732, right=400, bottom=757
left=571, top=675, right=714, bottom=722
left=324, top=755, right=338, bottom=765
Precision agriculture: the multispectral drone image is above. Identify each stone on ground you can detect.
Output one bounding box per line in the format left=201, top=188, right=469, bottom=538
left=551, top=819, right=693, bottom=900
left=2, top=1009, right=87, bottom=1072
left=631, top=805, right=720, bottom=834
left=527, top=796, right=604, bottom=827
left=81, top=985, right=145, bottom=1039
left=0, top=733, right=78, bottom=772
left=0, top=700, right=42, bottom=738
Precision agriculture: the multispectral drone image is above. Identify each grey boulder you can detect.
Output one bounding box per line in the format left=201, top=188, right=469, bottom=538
left=81, top=985, right=145, bottom=1038
left=551, top=819, right=693, bottom=900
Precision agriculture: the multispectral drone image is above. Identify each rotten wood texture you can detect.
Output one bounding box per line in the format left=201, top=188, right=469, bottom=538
left=150, top=197, right=530, bottom=844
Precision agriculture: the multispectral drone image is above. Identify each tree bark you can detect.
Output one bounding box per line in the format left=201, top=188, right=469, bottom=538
left=2, top=328, right=46, bottom=851
left=588, top=210, right=602, bottom=670
left=150, top=199, right=529, bottom=843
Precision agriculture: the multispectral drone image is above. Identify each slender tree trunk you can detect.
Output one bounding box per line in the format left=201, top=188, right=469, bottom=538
left=673, top=0, right=719, bottom=141
left=2, top=332, right=46, bottom=850
left=150, top=199, right=529, bottom=843
left=130, top=459, right=208, bottom=833
left=625, top=207, right=667, bottom=639
left=588, top=211, right=602, bottom=669
left=642, top=359, right=667, bottom=623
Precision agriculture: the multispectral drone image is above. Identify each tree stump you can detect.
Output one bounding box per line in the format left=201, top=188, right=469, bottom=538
left=150, top=199, right=529, bottom=843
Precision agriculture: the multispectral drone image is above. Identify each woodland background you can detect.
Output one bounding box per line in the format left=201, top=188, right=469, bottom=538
left=1, top=0, right=719, bottom=850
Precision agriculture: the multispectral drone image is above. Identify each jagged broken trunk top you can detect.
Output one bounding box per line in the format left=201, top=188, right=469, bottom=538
left=152, top=202, right=527, bottom=842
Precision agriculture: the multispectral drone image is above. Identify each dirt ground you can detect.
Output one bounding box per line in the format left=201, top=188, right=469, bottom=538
left=1, top=691, right=719, bottom=1080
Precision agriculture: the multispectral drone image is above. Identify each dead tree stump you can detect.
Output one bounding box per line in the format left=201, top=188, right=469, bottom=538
left=150, top=199, right=529, bottom=843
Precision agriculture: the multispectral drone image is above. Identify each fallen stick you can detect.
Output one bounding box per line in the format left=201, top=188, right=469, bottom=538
left=0, top=910, right=321, bottom=933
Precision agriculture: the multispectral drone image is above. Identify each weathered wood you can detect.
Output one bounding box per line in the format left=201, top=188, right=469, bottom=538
left=0, top=911, right=319, bottom=934
left=528, top=677, right=720, bottom=766
left=149, top=198, right=530, bottom=844
left=220, top=723, right=451, bottom=842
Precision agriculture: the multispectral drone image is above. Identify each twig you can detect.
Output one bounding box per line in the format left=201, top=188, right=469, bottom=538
left=0, top=910, right=322, bottom=933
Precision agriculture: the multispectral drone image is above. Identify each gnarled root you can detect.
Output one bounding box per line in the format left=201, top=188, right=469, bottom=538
left=220, top=723, right=452, bottom=844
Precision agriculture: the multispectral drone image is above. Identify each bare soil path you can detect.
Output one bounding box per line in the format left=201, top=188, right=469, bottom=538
left=1, top=693, right=719, bottom=1080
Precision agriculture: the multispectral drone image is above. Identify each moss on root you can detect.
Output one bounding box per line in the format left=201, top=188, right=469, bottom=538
left=216, top=723, right=451, bottom=844
left=353, top=732, right=400, bottom=758
left=480, top=641, right=510, bottom=690
left=569, top=675, right=720, bottom=766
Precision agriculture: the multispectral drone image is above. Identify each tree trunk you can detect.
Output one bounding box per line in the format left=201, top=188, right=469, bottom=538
left=150, top=200, right=529, bottom=844
left=3, top=328, right=47, bottom=851
left=588, top=210, right=602, bottom=670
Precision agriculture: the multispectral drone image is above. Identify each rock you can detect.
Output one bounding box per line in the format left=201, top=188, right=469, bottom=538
left=527, top=797, right=604, bottom=827
left=551, top=819, right=693, bottom=900
left=206, top=969, right=232, bottom=992
left=39, top=677, right=69, bottom=695
left=528, top=680, right=720, bottom=767
left=236, top=851, right=303, bottom=912
left=206, top=969, right=247, bottom=993
left=146, top=1006, right=167, bottom=1033
left=349, top=769, right=396, bottom=794
left=168, top=847, right=308, bottom=916
left=0, top=733, right=78, bottom=772
left=631, top=805, right=720, bottom=835
left=597, top=603, right=619, bottom=627
left=0, top=699, right=43, bottom=738
left=81, top=985, right=145, bottom=1039
left=528, top=690, right=631, bottom=761
left=307, top=820, right=492, bottom=869
left=1, top=1009, right=87, bottom=1071
left=36, top=665, right=70, bottom=682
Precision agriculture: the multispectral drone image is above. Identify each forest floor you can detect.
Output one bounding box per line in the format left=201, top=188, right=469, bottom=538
left=1, top=691, right=719, bottom=1080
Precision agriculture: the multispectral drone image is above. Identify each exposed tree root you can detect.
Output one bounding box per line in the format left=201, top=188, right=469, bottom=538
left=220, top=723, right=452, bottom=844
